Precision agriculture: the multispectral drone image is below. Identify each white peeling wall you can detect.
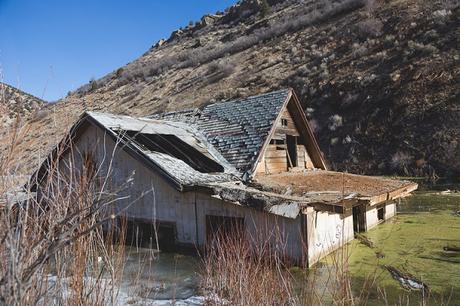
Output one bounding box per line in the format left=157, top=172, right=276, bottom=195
left=366, top=206, right=380, bottom=231
left=366, top=202, right=397, bottom=231
left=306, top=210, right=354, bottom=266
left=385, top=202, right=396, bottom=219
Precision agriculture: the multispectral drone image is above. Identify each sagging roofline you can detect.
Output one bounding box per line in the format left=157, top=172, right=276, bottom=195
left=29, top=112, right=193, bottom=193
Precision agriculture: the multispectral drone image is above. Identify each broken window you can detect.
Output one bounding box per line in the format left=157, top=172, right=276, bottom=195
left=120, top=131, right=224, bottom=173
left=270, top=139, right=286, bottom=151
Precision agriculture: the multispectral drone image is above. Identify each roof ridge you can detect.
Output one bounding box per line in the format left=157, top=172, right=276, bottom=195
left=149, top=88, right=291, bottom=118
left=199, top=88, right=291, bottom=110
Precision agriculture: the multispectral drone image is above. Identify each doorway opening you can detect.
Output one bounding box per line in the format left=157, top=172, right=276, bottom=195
left=125, top=219, right=176, bottom=252
left=377, top=206, right=385, bottom=222
left=352, top=205, right=366, bottom=233
left=286, top=135, right=297, bottom=168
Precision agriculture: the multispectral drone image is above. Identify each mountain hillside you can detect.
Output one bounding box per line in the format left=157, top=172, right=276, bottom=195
left=0, top=82, right=44, bottom=129
left=2, top=0, right=459, bottom=178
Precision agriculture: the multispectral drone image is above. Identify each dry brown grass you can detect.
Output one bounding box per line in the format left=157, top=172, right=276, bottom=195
left=199, top=221, right=439, bottom=306
left=0, top=114, right=130, bottom=305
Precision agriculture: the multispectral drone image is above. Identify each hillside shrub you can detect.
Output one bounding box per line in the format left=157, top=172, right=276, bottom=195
left=87, top=0, right=367, bottom=94
left=357, top=18, right=383, bottom=38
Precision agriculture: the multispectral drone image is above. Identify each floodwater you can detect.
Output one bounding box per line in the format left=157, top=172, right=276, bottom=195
left=118, top=248, right=201, bottom=304
left=346, top=185, right=460, bottom=305
left=118, top=179, right=460, bottom=305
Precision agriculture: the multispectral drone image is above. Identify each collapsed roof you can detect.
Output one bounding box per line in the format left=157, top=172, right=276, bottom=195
left=81, top=112, right=240, bottom=189
left=32, top=89, right=417, bottom=218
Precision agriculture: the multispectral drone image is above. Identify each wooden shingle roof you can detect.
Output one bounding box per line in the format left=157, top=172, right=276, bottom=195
left=151, top=89, right=291, bottom=175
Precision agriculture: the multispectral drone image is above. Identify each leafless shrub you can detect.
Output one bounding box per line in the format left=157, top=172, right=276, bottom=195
left=0, top=120, right=140, bottom=305
left=205, top=60, right=235, bottom=84
left=364, top=0, right=377, bottom=13
left=85, top=0, right=366, bottom=94
left=30, top=107, right=52, bottom=123
left=328, top=114, right=343, bottom=131
left=200, top=217, right=381, bottom=305
left=407, top=40, right=438, bottom=55
left=390, top=151, right=413, bottom=172
left=351, top=42, right=369, bottom=58
left=309, top=119, right=320, bottom=132
left=440, top=0, right=458, bottom=10
left=357, top=18, right=383, bottom=37
left=201, top=228, right=296, bottom=305
left=342, top=92, right=359, bottom=107
left=432, top=8, right=453, bottom=23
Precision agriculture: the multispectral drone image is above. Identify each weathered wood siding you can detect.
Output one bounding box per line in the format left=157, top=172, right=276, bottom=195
left=48, top=122, right=360, bottom=265
left=255, top=107, right=315, bottom=175
left=57, top=123, right=305, bottom=262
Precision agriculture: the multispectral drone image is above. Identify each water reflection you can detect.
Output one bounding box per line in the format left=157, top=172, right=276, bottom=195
left=117, top=178, right=460, bottom=304
left=120, top=247, right=201, bottom=302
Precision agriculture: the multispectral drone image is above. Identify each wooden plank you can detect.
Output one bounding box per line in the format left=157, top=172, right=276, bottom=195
left=266, top=165, right=287, bottom=172
left=272, top=133, right=286, bottom=140
left=276, top=127, right=299, bottom=136
left=266, top=144, right=285, bottom=151
left=286, top=93, right=327, bottom=170
left=249, top=90, right=292, bottom=175
left=254, top=158, right=265, bottom=174
left=266, top=159, right=288, bottom=165
left=388, top=183, right=419, bottom=200
left=266, top=160, right=288, bottom=165
left=265, top=150, right=287, bottom=158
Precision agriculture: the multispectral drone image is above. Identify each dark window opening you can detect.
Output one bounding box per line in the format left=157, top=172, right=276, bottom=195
left=270, top=139, right=286, bottom=151
left=124, top=219, right=176, bottom=252
left=281, top=118, right=288, bottom=126
left=286, top=135, right=297, bottom=167
left=296, top=136, right=305, bottom=145
left=206, top=215, right=245, bottom=243
left=353, top=205, right=366, bottom=233
left=270, top=139, right=285, bottom=145
left=121, top=131, right=224, bottom=173
left=377, top=207, right=385, bottom=221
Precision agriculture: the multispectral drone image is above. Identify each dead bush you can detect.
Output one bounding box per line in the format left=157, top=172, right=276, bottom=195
left=205, top=60, right=235, bottom=84
left=0, top=120, right=137, bottom=305
left=390, top=151, right=413, bottom=173
left=356, top=18, right=383, bottom=38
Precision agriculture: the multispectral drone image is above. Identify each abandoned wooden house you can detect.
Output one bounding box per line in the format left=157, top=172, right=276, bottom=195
left=32, top=88, right=418, bottom=266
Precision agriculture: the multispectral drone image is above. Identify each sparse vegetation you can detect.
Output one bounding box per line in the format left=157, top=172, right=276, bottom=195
left=0, top=114, right=140, bottom=305
left=357, top=18, right=383, bottom=37
left=3, top=0, right=459, bottom=189
left=259, top=0, right=271, bottom=17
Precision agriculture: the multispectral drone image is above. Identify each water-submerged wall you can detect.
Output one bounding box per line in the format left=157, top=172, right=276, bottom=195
left=366, top=202, right=397, bottom=230
left=45, top=122, right=364, bottom=266
left=304, top=208, right=354, bottom=266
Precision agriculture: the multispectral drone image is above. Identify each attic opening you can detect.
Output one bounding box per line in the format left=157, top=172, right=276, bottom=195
left=120, top=130, right=224, bottom=173
left=286, top=135, right=297, bottom=167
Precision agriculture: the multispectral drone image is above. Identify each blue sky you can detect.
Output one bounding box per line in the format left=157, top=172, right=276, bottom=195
left=0, top=0, right=236, bottom=101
